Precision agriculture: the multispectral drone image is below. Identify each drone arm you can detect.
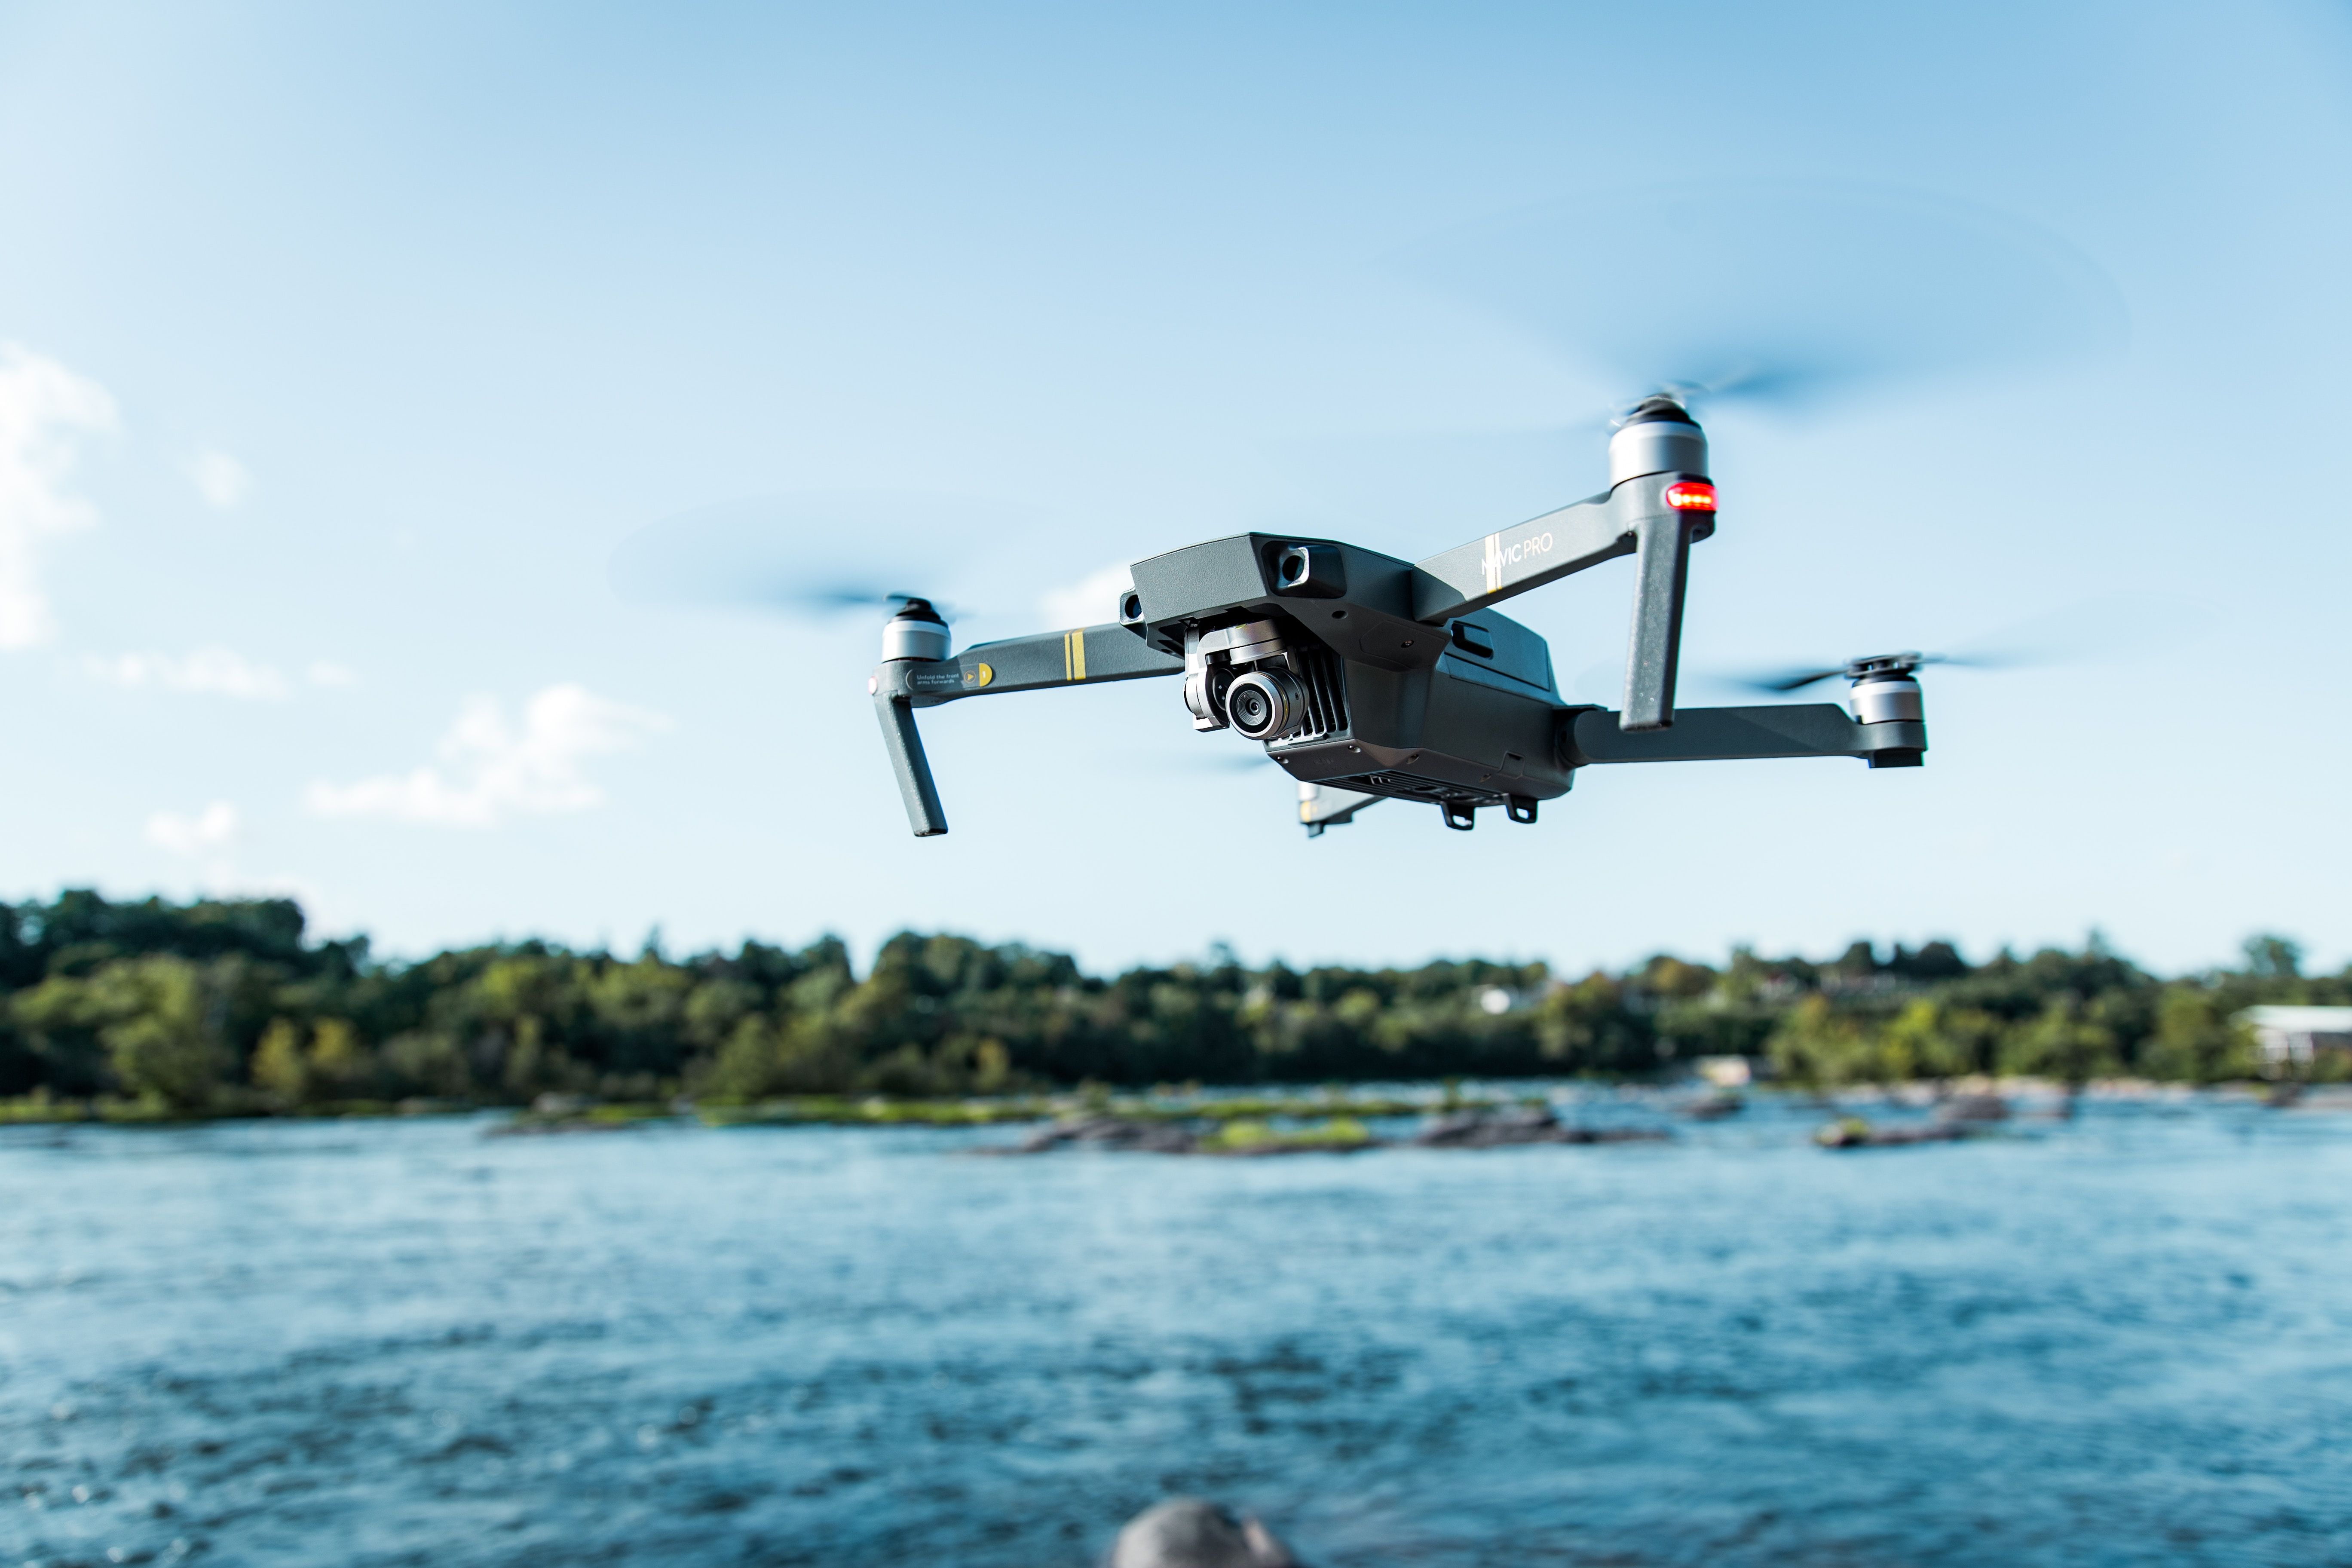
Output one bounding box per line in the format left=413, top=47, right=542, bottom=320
left=868, top=625, right=1181, bottom=839
left=1410, top=490, right=1635, bottom=624
left=1621, top=510, right=1700, bottom=732
left=873, top=690, right=949, bottom=836
left=1566, top=704, right=1925, bottom=766
left=1414, top=474, right=1709, bottom=731
left=906, top=623, right=1184, bottom=706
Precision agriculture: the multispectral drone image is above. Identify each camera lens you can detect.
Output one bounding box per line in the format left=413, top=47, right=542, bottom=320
left=1225, top=668, right=1305, bottom=741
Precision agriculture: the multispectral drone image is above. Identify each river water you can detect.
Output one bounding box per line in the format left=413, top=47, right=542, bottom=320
left=3, top=1090, right=2349, bottom=1567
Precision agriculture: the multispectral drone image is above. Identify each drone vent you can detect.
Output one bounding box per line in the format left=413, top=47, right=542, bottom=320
left=1295, top=646, right=1347, bottom=741
left=1348, top=771, right=1508, bottom=810
left=1266, top=645, right=1348, bottom=745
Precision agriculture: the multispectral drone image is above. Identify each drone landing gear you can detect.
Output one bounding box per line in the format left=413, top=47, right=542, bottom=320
left=1442, top=794, right=1540, bottom=831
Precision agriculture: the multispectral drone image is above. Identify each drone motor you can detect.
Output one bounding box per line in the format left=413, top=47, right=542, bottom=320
left=880, top=598, right=950, bottom=662
left=1608, top=396, right=1709, bottom=485
left=1845, top=659, right=1927, bottom=768
left=1851, top=670, right=1924, bottom=726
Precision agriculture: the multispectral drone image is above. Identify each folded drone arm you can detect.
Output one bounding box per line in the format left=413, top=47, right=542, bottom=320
left=870, top=625, right=1184, bottom=837
left=873, top=690, right=949, bottom=837
left=1411, top=490, right=1635, bottom=623
left=1565, top=704, right=1924, bottom=766
left=924, top=623, right=1185, bottom=703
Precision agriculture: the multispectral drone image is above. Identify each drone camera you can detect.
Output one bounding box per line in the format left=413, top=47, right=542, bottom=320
left=1184, top=664, right=1232, bottom=731
left=1226, top=668, right=1307, bottom=740
left=1272, top=544, right=1346, bottom=599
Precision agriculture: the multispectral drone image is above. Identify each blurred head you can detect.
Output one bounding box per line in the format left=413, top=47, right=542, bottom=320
left=1109, top=1498, right=1297, bottom=1568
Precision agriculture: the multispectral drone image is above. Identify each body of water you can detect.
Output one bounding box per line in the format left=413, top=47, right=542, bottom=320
left=4, top=1090, right=2350, bottom=1565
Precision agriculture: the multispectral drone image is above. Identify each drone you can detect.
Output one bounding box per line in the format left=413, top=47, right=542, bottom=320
left=866, top=395, right=1929, bottom=838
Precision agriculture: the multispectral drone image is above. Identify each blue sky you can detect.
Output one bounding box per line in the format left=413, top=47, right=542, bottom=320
left=2, top=0, right=2349, bottom=975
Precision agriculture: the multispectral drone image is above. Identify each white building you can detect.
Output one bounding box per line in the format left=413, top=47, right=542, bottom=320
left=2237, top=1006, right=2352, bottom=1069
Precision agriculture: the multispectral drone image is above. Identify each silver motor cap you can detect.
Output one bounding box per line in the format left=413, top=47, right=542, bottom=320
left=1852, top=675, right=1924, bottom=725
left=1608, top=397, right=1709, bottom=487
left=881, top=601, right=950, bottom=662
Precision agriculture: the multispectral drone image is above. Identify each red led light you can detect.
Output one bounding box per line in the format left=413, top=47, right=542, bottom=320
left=1665, top=481, right=1717, bottom=512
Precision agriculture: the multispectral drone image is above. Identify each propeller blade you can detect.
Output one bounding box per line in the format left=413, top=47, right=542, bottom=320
left=1742, top=666, right=1853, bottom=694
left=1937, top=593, right=2216, bottom=672
left=607, top=493, right=981, bottom=621
left=1719, top=593, right=2217, bottom=698
left=1404, top=180, right=2125, bottom=420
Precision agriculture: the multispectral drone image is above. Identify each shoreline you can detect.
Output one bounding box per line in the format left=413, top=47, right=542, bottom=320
left=1, top=1075, right=2332, bottom=1133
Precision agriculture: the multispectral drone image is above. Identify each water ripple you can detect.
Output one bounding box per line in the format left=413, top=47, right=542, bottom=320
left=1, top=1098, right=2347, bottom=1565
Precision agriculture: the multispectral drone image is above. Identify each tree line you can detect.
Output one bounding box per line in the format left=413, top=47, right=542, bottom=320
left=0, top=891, right=2334, bottom=1113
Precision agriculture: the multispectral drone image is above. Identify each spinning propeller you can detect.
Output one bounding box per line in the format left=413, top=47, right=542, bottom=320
left=606, top=493, right=983, bottom=625
left=1409, top=179, right=2123, bottom=426
left=1728, top=591, right=2203, bottom=699
left=1742, top=651, right=1996, bottom=694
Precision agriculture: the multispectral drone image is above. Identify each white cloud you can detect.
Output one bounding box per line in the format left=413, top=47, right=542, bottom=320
left=188, top=448, right=251, bottom=510
left=141, top=806, right=327, bottom=913
left=1038, top=563, right=1133, bottom=629
left=0, top=343, right=117, bottom=649
left=307, top=660, right=358, bottom=688
left=147, top=800, right=239, bottom=857
left=87, top=646, right=291, bottom=700
left=305, top=683, right=670, bottom=828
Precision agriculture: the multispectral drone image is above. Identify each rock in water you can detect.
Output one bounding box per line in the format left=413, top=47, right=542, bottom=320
left=1110, top=1498, right=1298, bottom=1568
left=1412, top=1105, right=1668, bottom=1148
left=1414, top=1104, right=1563, bottom=1147
left=1814, top=1116, right=1970, bottom=1148
left=1017, top=1116, right=1200, bottom=1154
left=1934, top=1092, right=2010, bottom=1124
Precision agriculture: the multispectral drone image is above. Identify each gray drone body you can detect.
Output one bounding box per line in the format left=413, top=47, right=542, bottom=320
left=868, top=399, right=1928, bottom=838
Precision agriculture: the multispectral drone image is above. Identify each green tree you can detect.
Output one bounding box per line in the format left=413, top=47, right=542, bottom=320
left=2242, top=933, right=2304, bottom=981
left=2139, top=989, right=2256, bottom=1082
left=1532, top=973, right=1649, bottom=1074
left=1999, top=997, right=2122, bottom=1086
left=383, top=1031, right=471, bottom=1098
left=94, top=958, right=233, bottom=1109
left=1768, top=995, right=1873, bottom=1087
left=251, top=1018, right=309, bottom=1102
left=1877, top=1000, right=1999, bottom=1080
